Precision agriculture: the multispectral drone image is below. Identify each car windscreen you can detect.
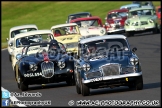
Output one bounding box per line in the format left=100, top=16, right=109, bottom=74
left=16, top=34, right=53, bottom=48
left=81, top=38, right=129, bottom=56
left=74, top=19, right=100, bottom=27
left=25, top=43, right=63, bottom=58
left=68, top=14, right=91, bottom=22
left=52, top=25, right=79, bottom=37
left=107, top=12, right=124, bottom=19
left=129, top=9, right=153, bottom=17
left=11, top=28, right=37, bottom=38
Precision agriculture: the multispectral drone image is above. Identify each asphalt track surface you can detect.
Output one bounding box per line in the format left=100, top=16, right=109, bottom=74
left=1, top=32, right=161, bottom=107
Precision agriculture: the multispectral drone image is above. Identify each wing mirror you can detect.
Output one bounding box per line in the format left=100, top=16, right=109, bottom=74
left=132, top=47, right=137, bottom=52
left=6, top=38, right=9, bottom=41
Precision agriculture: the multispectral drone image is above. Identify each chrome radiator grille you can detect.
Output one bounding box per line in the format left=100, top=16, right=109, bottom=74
left=86, top=71, right=102, bottom=79
left=41, top=61, right=54, bottom=78
left=101, top=63, right=120, bottom=76
left=140, top=21, right=148, bottom=25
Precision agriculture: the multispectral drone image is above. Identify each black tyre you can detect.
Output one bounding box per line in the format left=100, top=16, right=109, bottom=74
left=125, top=31, right=133, bottom=37
left=16, top=71, right=21, bottom=89
left=17, top=72, right=28, bottom=91
left=80, top=77, right=90, bottom=96
left=75, top=73, right=81, bottom=94
left=128, top=83, right=135, bottom=89
left=135, top=75, right=143, bottom=90
left=153, top=24, right=158, bottom=34
left=66, top=75, right=75, bottom=86
left=9, top=54, right=12, bottom=62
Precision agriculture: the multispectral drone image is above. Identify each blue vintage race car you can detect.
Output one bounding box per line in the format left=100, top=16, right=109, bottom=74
left=74, top=35, right=143, bottom=96
left=14, top=41, right=75, bottom=91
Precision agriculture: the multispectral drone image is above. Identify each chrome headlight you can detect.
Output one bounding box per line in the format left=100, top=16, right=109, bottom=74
left=130, top=57, right=139, bottom=65
left=58, top=61, right=66, bottom=69
left=105, top=22, right=109, bottom=26
left=100, top=29, right=106, bottom=34
left=125, top=21, right=130, bottom=26
left=29, top=62, right=38, bottom=71
left=82, top=63, right=91, bottom=72
left=16, top=54, right=22, bottom=60
left=149, top=19, right=154, bottom=23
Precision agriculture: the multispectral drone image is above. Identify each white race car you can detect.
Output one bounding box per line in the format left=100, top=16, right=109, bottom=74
left=7, top=24, right=38, bottom=62
left=11, top=30, right=54, bottom=71
left=70, top=16, right=106, bottom=36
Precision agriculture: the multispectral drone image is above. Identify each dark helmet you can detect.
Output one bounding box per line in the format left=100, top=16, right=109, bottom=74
left=20, top=37, right=29, bottom=45
left=88, top=42, right=96, bottom=53
left=132, top=11, right=138, bottom=15
left=55, top=30, right=61, bottom=34
left=49, top=39, right=59, bottom=49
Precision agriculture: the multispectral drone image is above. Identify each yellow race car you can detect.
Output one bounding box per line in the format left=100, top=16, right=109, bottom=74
left=51, top=23, right=81, bottom=55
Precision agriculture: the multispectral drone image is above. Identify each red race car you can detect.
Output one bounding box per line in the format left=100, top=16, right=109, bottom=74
left=156, top=6, right=161, bottom=33
left=156, top=6, right=161, bottom=19
left=104, top=8, right=129, bottom=34
left=70, top=16, right=106, bottom=36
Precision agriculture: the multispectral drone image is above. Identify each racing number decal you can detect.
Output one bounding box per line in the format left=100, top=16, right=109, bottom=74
left=62, top=38, right=73, bottom=41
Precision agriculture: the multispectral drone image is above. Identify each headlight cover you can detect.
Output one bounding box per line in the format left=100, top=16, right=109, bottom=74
left=58, top=60, right=66, bottom=69
left=105, top=22, right=109, bottom=26
left=149, top=19, right=154, bottom=23
left=125, top=21, right=130, bottom=26
left=82, top=63, right=91, bottom=72
left=29, top=62, right=38, bottom=71
left=16, top=54, right=22, bottom=60
left=130, top=57, right=139, bottom=65
left=100, top=29, right=105, bottom=34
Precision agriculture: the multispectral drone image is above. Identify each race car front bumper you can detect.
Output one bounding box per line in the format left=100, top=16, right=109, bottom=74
left=82, top=72, right=142, bottom=84
left=107, top=28, right=125, bottom=33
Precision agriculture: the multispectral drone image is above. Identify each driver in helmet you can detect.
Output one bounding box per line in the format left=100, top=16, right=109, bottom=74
left=87, top=42, right=97, bottom=54
left=132, top=11, right=138, bottom=17
left=54, top=30, right=61, bottom=37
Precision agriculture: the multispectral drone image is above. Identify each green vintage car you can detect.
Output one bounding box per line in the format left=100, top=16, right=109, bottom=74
left=124, top=6, right=160, bottom=37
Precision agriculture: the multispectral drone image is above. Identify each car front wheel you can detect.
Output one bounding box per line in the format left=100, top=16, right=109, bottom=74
left=153, top=24, right=159, bottom=34
left=125, top=31, right=134, bottom=37
left=80, top=77, right=90, bottom=96
left=9, top=54, right=12, bottom=62
left=75, top=73, right=81, bottom=94
left=17, top=72, right=28, bottom=91
left=135, top=75, right=143, bottom=90
left=66, top=75, right=75, bottom=86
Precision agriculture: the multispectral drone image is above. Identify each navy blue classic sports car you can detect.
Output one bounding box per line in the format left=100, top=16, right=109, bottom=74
left=15, top=40, right=75, bottom=91
left=74, top=35, right=143, bottom=96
